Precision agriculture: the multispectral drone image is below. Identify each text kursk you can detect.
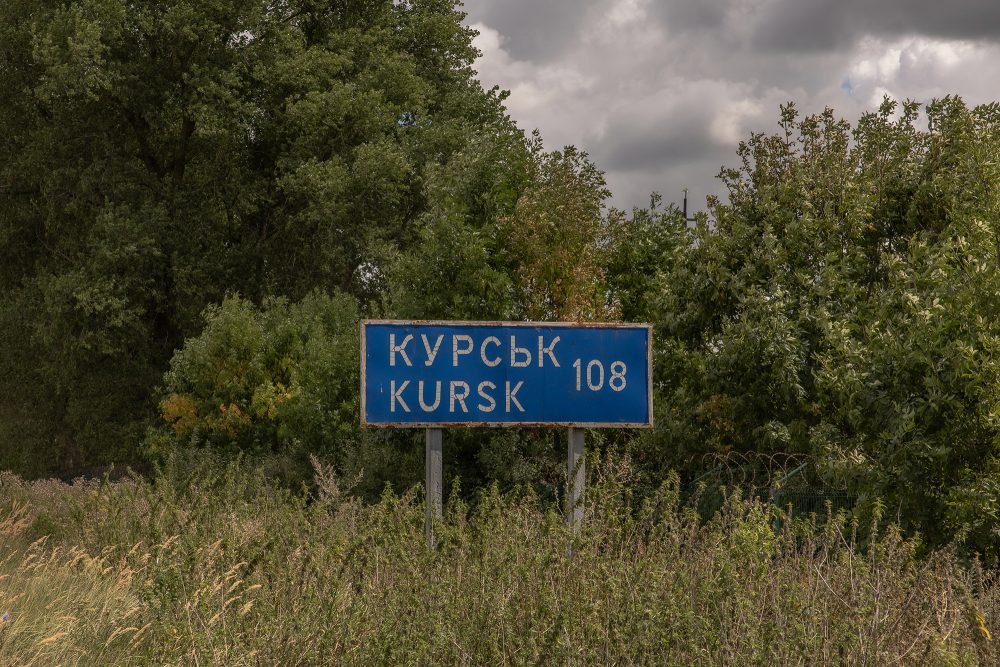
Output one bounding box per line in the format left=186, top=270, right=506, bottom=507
left=386, top=334, right=560, bottom=414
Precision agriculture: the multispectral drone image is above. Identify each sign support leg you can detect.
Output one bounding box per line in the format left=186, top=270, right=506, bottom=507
left=425, top=428, right=443, bottom=548
left=567, top=427, right=585, bottom=531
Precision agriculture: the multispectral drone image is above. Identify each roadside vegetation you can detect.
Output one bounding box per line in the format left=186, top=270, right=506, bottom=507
left=4, top=1, right=1000, bottom=662
left=1, top=451, right=997, bottom=665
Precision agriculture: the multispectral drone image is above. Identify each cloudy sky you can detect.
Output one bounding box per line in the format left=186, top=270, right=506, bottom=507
left=464, top=0, right=1000, bottom=211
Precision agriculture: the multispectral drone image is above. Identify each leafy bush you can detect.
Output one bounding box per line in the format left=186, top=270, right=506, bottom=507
left=154, top=291, right=361, bottom=467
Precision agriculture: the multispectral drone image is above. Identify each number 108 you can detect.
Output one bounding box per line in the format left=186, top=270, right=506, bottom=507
left=572, top=359, right=626, bottom=392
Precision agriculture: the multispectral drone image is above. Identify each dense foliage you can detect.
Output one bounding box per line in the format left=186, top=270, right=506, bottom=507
left=4, top=0, right=1000, bottom=559
left=0, top=0, right=530, bottom=473
left=647, top=99, right=1000, bottom=559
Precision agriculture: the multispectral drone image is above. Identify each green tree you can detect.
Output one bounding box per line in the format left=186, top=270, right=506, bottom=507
left=498, top=141, right=617, bottom=321
left=641, top=98, right=1000, bottom=557
left=0, top=0, right=525, bottom=474
left=385, top=136, right=620, bottom=323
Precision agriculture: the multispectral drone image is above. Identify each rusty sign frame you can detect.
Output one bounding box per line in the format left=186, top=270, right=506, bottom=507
left=360, top=319, right=654, bottom=428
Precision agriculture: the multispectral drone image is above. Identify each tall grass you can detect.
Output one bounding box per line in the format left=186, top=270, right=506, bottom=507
left=0, top=453, right=997, bottom=665
left=0, top=501, right=147, bottom=665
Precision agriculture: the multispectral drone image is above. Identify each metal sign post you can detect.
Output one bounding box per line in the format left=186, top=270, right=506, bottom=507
left=360, top=320, right=653, bottom=548
left=425, top=428, right=442, bottom=547
left=567, top=427, right=585, bottom=531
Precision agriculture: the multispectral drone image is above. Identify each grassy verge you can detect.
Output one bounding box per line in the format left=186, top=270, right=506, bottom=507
left=0, top=452, right=997, bottom=665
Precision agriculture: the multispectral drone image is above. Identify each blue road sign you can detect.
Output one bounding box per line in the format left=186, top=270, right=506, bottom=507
left=361, top=321, right=652, bottom=427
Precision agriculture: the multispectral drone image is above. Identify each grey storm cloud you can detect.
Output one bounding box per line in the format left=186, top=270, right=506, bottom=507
left=594, top=104, right=719, bottom=172
left=653, top=0, right=729, bottom=32
left=464, top=0, right=600, bottom=62
left=751, top=0, right=1000, bottom=52
left=466, top=0, right=1000, bottom=210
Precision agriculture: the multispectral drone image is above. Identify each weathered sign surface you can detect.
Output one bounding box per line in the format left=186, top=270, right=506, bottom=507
left=361, top=320, right=652, bottom=427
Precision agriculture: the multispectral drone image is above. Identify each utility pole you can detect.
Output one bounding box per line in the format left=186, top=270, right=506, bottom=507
left=682, top=188, right=696, bottom=226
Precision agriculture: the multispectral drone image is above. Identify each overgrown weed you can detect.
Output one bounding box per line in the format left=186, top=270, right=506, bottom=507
left=0, top=451, right=996, bottom=665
